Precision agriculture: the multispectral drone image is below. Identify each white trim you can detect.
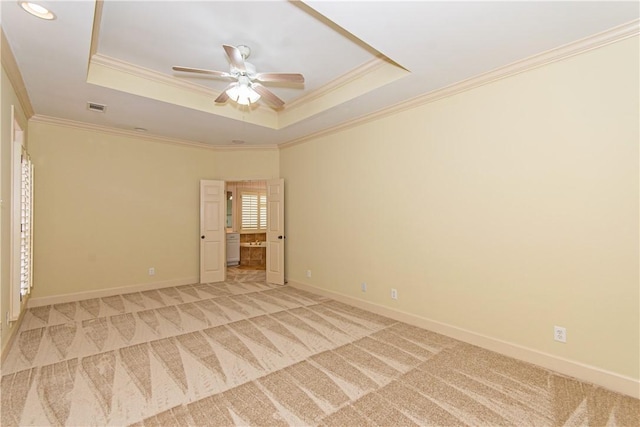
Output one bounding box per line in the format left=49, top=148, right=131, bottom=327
left=90, top=53, right=399, bottom=116
left=28, top=115, right=279, bottom=152
left=289, top=280, right=640, bottom=399
left=0, top=300, right=29, bottom=365
left=279, top=19, right=640, bottom=149
left=284, top=56, right=398, bottom=110
left=9, top=109, right=27, bottom=321
left=91, top=53, right=224, bottom=100
left=27, top=277, right=198, bottom=308
left=88, top=0, right=103, bottom=58
left=1, top=29, right=34, bottom=119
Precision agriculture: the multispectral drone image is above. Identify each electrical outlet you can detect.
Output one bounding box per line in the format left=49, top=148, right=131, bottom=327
left=306, top=270, right=311, bottom=278
left=361, top=282, right=367, bottom=292
left=148, top=267, right=155, bottom=276
left=391, top=288, right=398, bottom=300
left=554, top=326, right=567, bottom=343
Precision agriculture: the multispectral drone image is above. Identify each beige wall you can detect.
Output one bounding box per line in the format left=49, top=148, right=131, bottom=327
left=280, top=37, right=639, bottom=379
left=1, top=65, right=29, bottom=351
left=5, top=28, right=638, bottom=388
left=28, top=121, right=279, bottom=299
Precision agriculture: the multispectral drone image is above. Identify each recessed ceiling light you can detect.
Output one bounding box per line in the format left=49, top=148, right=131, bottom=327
left=231, top=139, right=246, bottom=145
left=134, top=127, right=147, bottom=133
left=19, top=1, right=56, bottom=20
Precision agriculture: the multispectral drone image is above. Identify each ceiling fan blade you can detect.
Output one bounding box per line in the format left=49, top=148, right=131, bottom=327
left=172, top=66, right=231, bottom=78
left=215, top=92, right=229, bottom=104
left=215, top=83, right=237, bottom=103
left=223, top=44, right=245, bottom=72
left=255, top=73, right=304, bottom=84
left=252, top=83, right=285, bottom=108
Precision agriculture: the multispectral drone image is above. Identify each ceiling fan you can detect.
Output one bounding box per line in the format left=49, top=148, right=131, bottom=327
left=173, top=44, right=304, bottom=109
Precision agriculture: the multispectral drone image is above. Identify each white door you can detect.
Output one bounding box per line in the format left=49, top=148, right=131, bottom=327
left=266, top=178, right=285, bottom=285
left=200, top=180, right=225, bottom=283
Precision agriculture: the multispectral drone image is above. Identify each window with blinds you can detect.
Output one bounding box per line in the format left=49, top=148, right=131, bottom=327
left=20, top=155, right=33, bottom=299
left=9, top=107, right=34, bottom=322
left=240, top=191, right=267, bottom=231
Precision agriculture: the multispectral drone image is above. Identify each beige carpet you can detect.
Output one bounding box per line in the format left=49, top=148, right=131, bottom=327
left=1, top=268, right=638, bottom=426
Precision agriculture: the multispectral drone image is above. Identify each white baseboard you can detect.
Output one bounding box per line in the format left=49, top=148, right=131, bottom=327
left=27, top=277, right=199, bottom=308
left=289, top=280, right=640, bottom=399
left=1, top=298, right=29, bottom=365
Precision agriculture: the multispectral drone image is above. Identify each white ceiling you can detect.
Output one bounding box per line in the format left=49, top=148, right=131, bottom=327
left=2, top=1, right=638, bottom=148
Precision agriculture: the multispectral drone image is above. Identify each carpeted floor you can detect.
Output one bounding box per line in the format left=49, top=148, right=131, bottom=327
left=1, top=268, right=638, bottom=426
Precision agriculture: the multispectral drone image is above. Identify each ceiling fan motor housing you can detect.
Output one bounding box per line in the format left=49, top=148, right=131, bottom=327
left=232, top=61, right=257, bottom=79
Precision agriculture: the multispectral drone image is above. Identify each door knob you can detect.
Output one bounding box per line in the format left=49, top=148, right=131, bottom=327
left=278, top=235, right=285, bottom=239
left=201, top=235, right=205, bottom=239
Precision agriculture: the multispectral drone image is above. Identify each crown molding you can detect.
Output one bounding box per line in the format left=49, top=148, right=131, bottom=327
left=88, top=53, right=278, bottom=128
left=90, top=52, right=396, bottom=114
left=90, top=53, right=223, bottom=99
left=1, top=29, right=35, bottom=119
left=278, top=54, right=408, bottom=127
left=284, top=55, right=393, bottom=110
left=89, top=52, right=407, bottom=130
left=29, top=115, right=279, bottom=152
left=280, top=19, right=640, bottom=149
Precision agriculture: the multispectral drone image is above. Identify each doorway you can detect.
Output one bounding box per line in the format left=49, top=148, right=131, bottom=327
left=200, top=179, right=285, bottom=285
left=226, top=180, right=267, bottom=270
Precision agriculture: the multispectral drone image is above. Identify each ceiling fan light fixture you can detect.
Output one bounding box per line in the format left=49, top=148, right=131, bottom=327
left=226, top=77, right=260, bottom=106
left=175, top=44, right=300, bottom=108
left=19, top=1, right=56, bottom=20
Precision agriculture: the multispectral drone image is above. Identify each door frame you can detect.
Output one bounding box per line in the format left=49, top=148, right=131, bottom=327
left=211, top=178, right=286, bottom=284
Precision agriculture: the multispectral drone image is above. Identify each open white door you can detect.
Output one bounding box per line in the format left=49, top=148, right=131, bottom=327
left=266, top=178, right=285, bottom=285
left=200, top=180, right=225, bottom=283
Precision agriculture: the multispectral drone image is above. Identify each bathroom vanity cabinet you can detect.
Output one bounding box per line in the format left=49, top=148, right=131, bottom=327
left=226, top=232, right=240, bottom=266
